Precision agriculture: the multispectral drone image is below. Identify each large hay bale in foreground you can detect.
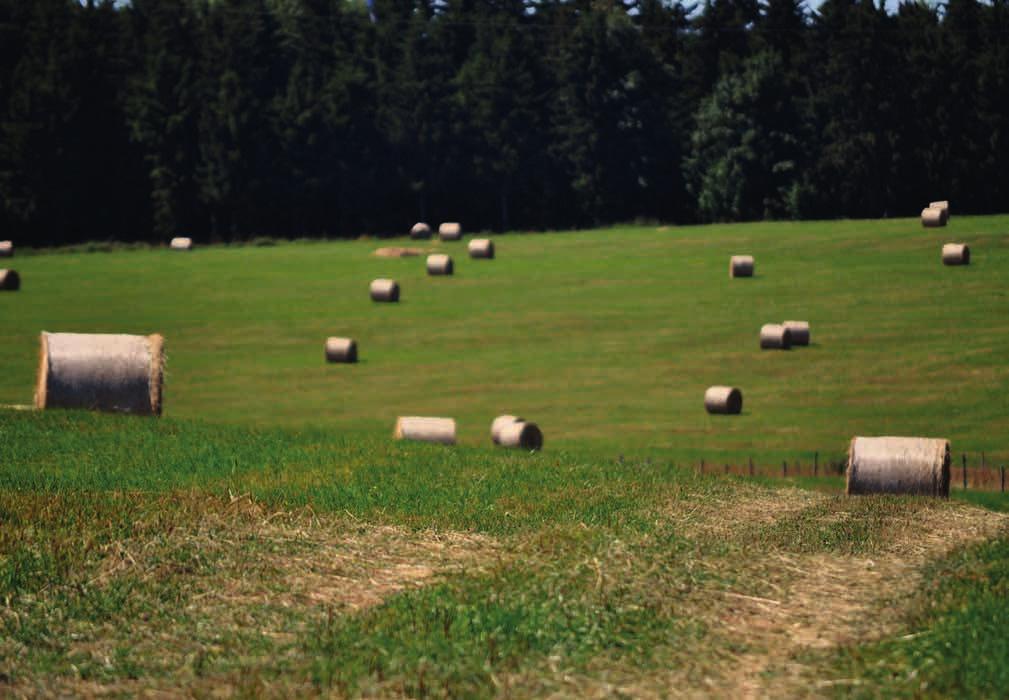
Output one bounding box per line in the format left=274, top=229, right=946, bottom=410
left=170, top=237, right=193, bottom=250
left=491, top=415, right=523, bottom=444
left=394, top=416, right=456, bottom=445
left=410, top=222, right=432, bottom=239
left=0, top=269, right=19, bottom=291
left=439, top=222, right=462, bottom=241
left=35, top=332, right=164, bottom=416
left=704, top=386, right=742, bottom=415
left=930, top=200, right=950, bottom=221
left=325, top=337, right=357, bottom=363
left=426, top=254, right=453, bottom=276
left=782, top=320, right=810, bottom=346
left=921, top=207, right=946, bottom=227
left=468, top=239, right=495, bottom=259
left=0, top=241, right=12, bottom=257
left=497, top=420, right=544, bottom=451
left=942, top=243, right=970, bottom=266
left=370, top=278, right=400, bottom=302
left=759, top=324, right=792, bottom=350
left=729, top=255, right=754, bottom=278
left=846, top=436, right=950, bottom=497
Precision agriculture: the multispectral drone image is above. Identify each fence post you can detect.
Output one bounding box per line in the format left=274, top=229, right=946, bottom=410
left=814, top=452, right=818, bottom=476
left=962, top=453, right=967, bottom=490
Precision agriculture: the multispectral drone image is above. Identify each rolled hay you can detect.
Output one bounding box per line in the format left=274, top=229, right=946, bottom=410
left=921, top=207, right=946, bottom=228
left=729, top=255, right=754, bottom=278
left=370, top=278, right=400, bottom=302
left=468, top=239, right=495, bottom=259
left=846, top=436, right=950, bottom=497
left=0, top=269, right=20, bottom=291
left=759, top=323, right=792, bottom=350
left=929, top=200, right=950, bottom=222
left=491, top=415, right=523, bottom=444
left=498, top=420, right=544, bottom=451
left=438, top=222, right=462, bottom=241
left=426, top=254, right=454, bottom=276
left=34, top=332, right=164, bottom=416
left=170, top=237, right=193, bottom=250
left=394, top=416, right=456, bottom=445
left=942, top=243, right=970, bottom=266
left=374, top=247, right=423, bottom=258
left=325, top=337, right=357, bottom=363
left=704, top=386, right=742, bottom=415
left=0, top=240, right=12, bottom=257
left=410, top=222, right=432, bottom=239
left=782, top=320, right=810, bottom=346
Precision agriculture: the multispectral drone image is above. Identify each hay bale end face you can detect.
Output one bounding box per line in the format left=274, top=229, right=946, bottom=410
left=942, top=243, right=970, bottom=266
left=491, top=415, right=523, bottom=444
left=170, top=237, right=193, bottom=250
left=426, top=254, right=454, bottom=276
left=394, top=416, right=456, bottom=445
left=782, top=320, right=810, bottom=346
left=325, top=337, right=357, bottom=363
left=438, top=222, right=462, bottom=241
left=921, top=207, right=946, bottom=228
left=759, top=324, right=792, bottom=350
left=704, top=386, right=742, bottom=415
left=410, top=222, right=432, bottom=239
left=498, top=420, right=544, bottom=451
left=35, top=332, right=164, bottom=416
left=468, top=239, right=495, bottom=259
left=0, top=241, right=12, bottom=257
left=846, top=436, right=950, bottom=497
left=370, top=278, right=400, bottom=302
left=0, top=269, right=20, bottom=291
left=729, top=255, right=754, bottom=278
left=929, top=200, right=950, bottom=222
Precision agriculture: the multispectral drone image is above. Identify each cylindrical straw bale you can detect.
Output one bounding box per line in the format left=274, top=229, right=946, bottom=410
left=426, top=254, right=453, bottom=276
left=846, top=436, right=950, bottom=497
left=942, top=243, right=970, bottom=266
left=929, top=201, right=950, bottom=222
left=759, top=324, right=792, bottom=350
left=468, top=239, right=495, bottom=259
left=170, top=237, right=193, bottom=250
left=34, top=332, right=164, bottom=416
left=438, top=222, right=462, bottom=241
left=782, top=321, right=810, bottom=346
left=704, top=386, right=742, bottom=415
left=325, top=337, right=357, bottom=363
left=498, top=420, right=544, bottom=451
left=0, top=269, right=19, bottom=291
left=491, top=415, right=524, bottom=444
left=394, top=416, right=456, bottom=445
left=0, top=241, right=12, bottom=257
left=410, top=222, right=432, bottom=239
left=921, top=207, right=945, bottom=227
left=729, top=255, right=754, bottom=278
left=370, top=278, right=400, bottom=302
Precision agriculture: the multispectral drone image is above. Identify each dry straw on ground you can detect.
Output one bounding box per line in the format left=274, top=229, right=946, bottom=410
left=394, top=416, right=457, bottom=444
left=410, top=222, right=432, bottom=239
left=0, top=240, right=12, bottom=257
left=468, top=239, right=495, bottom=259
left=704, top=386, right=742, bottom=415
left=782, top=320, right=810, bottom=346
left=438, top=222, right=462, bottom=241
left=373, top=247, right=423, bottom=258
left=34, top=331, right=164, bottom=416
left=426, top=253, right=454, bottom=275
left=170, top=237, right=193, bottom=250
left=497, top=420, right=544, bottom=451
left=846, top=436, right=951, bottom=497
left=0, top=268, right=19, bottom=291
left=759, top=324, right=792, bottom=350
left=920, top=207, right=946, bottom=227
left=324, top=337, right=357, bottom=363
left=370, top=278, right=400, bottom=302
left=942, top=243, right=970, bottom=266
left=730, top=255, right=754, bottom=278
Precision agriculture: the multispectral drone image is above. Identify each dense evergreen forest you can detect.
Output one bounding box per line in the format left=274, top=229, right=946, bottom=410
left=0, top=0, right=1007, bottom=246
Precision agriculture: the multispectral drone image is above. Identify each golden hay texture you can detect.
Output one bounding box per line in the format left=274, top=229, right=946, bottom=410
left=373, top=247, right=424, bottom=258
left=393, top=416, right=457, bottom=445
left=324, top=337, right=358, bottom=363
left=942, top=242, right=970, bottom=266
left=759, top=324, right=792, bottom=350
left=438, top=222, right=463, bottom=241
left=497, top=420, right=544, bottom=451
left=426, top=253, right=454, bottom=276
left=0, top=240, right=12, bottom=257
left=468, top=238, right=495, bottom=259
left=170, top=237, right=193, bottom=250
left=921, top=207, right=946, bottom=227
left=730, top=255, right=754, bottom=278
left=704, top=386, right=742, bottom=415
left=491, top=415, right=523, bottom=444
left=410, top=222, right=432, bottom=239
left=930, top=200, right=950, bottom=221
left=369, top=278, right=400, bottom=302
left=846, top=436, right=950, bottom=497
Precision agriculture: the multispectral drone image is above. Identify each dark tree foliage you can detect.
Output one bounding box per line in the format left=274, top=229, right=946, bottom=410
left=0, top=0, right=1007, bottom=246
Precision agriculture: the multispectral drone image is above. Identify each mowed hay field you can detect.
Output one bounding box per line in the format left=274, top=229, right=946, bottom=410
left=2, top=217, right=1009, bottom=697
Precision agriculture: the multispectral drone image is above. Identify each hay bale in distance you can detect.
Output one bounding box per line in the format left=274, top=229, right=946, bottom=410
left=426, top=254, right=454, bottom=276
left=325, top=337, right=357, bottom=363
left=498, top=420, right=544, bottom=451
left=170, top=237, right=193, bottom=250
left=0, top=241, right=12, bottom=257
left=491, top=415, right=523, bottom=444
left=439, top=222, right=462, bottom=241
left=921, top=207, right=945, bottom=227
left=0, top=269, right=19, bottom=291
left=929, top=200, right=950, bottom=222
left=374, top=247, right=423, bottom=258
left=394, top=416, right=456, bottom=445
left=370, top=278, right=400, bottom=302
left=759, top=324, right=792, bottom=350
left=704, top=386, right=742, bottom=415
left=846, top=436, right=950, bottom=497
left=942, top=243, right=970, bottom=266
left=410, top=222, right=432, bottom=239
left=782, top=320, right=810, bottom=346
left=730, top=255, right=754, bottom=278
left=468, top=239, right=495, bottom=259
left=34, top=331, right=164, bottom=416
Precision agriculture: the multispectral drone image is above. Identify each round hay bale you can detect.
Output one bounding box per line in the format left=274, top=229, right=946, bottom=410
left=438, top=222, right=462, bottom=241
left=942, top=243, right=970, bottom=266
left=394, top=416, right=456, bottom=445
left=426, top=254, right=454, bottom=276
left=468, top=239, right=495, bottom=259
left=410, top=222, right=432, bottom=239
left=498, top=420, right=543, bottom=451
left=759, top=324, right=792, bottom=350
left=846, top=436, right=950, bottom=497
left=370, top=278, right=400, bottom=302
left=782, top=320, right=810, bottom=346
left=704, top=386, right=742, bottom=415
left=34, top=332, right=164, bottom=416
left=325, top=337, right=357, bottom=363
left=491, top=415, right=523, bottom=444
left=0, top=269, right=20, bottom=291
left=729, top=255, right=754, bottom=278
left=929, top=200, right=950, bottom=222
left=0, top=241, right=13, bottom=257
left=921, top=207, right=945, bottom=228
left=170, top=237, right=193, bottom=250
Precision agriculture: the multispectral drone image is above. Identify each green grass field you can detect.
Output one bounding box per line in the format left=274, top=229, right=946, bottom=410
left=2, top=217, right=1008, bottom=696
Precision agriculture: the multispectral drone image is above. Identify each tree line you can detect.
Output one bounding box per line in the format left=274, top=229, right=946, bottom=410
left=0, top=0, right=1007, bottom=246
